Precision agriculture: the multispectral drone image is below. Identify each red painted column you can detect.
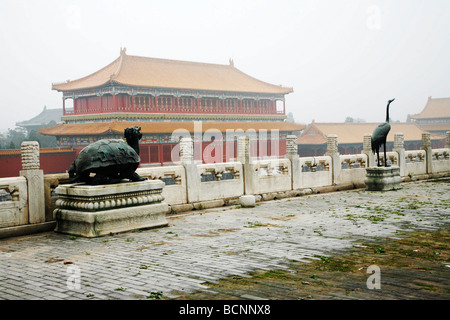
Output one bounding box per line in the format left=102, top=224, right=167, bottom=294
left=177, top=96, right=180, bottom=113
left=197, top=97, right=200, bottom=113
left=155, top=96, right=158, bottom=112
left=132, top=94, right=135, bottom=111
left=113, top=93, right=117, bottom=112
left=62, top=98, right=66, bottom=115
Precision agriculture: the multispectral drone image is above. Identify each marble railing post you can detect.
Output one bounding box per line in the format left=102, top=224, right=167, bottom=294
left=362, top=134, right=375, bottom=168
left=421, top=132, right=432, bottom=174
left=237, top=136, right=253, bottom=194
left=393, top=132, right=406, bottom=176
left=20, top=141, right=45, bottom=224
left=237, top=135, right=250, bottom=165
left=180, top=136, right=194, bottom=165
left=180, top=137, right=200, bottom=203
left=285, top=135, right=300, bottom=190
left=325, top=134, right=340, bottom=185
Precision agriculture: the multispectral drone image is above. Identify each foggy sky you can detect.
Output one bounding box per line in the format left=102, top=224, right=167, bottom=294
left=0, top=0, right=449, bottom=132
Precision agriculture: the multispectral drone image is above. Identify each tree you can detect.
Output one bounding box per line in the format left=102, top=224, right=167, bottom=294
left=24, top=129, right=57, bottom=148
left=0, top=127, right=58, bottom=149
left=345, top=117, right=366, bottom=123
left=6, top=128, right=27, bottom=149
left=345, top=117, right=354, bottom=123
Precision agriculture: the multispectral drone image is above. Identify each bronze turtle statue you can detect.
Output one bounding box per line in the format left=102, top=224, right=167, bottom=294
left=68, top=126, right=147, bottom=185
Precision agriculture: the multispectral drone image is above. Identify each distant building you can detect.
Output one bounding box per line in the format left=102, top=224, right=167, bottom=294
left=16, top=106, right=63, bottom=133
left=41, top=48, right=304, bottom=164
left=297, top=121, right=445, bottom=157
left=409, top=96, right=450, bottom=136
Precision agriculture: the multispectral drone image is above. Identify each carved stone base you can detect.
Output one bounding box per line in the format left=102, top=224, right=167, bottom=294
left=53, top=180, right=169, bottom=237
left=365, top=166, right=402, bottom=191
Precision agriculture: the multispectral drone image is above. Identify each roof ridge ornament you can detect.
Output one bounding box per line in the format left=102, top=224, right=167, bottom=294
left=111, top=47, right=127, bottom=80
left=229, top=58, right=234, bottom=67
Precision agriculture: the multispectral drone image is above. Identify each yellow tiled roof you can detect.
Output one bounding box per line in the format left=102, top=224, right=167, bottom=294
left=297, top=122, right=442, bottom=145
left=410, top=97, right=450, bottom=119
left=39, top=121, right=305, bottom=136
left=39, top=122, right=113, bottom=136
left=52, top=49, right=293, bottom=95
left=415, top=122, right=450, bottom=132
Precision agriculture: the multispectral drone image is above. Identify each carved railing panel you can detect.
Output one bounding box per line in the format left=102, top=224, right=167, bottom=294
left=0, top=177, right=28, bottom=227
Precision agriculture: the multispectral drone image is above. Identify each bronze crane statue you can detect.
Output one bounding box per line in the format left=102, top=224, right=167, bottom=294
left=371, top=98, right=395, bottom=167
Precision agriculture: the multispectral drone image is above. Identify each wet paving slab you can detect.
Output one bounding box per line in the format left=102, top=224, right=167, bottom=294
left=0, top=178, right=448, bottom=300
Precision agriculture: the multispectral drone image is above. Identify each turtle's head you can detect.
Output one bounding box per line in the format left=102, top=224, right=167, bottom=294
left=124, top=126, right=142, bottom=155
left=124, top=126, right=142, bottom=141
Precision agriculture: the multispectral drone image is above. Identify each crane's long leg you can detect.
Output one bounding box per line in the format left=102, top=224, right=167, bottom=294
left=376, top=148, right=380, bottom=167
left=383, top=143, right=387, bottom=167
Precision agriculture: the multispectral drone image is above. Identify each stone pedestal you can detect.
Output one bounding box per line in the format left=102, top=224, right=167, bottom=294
left=53, top=180, right=169, bottom=237
left=365, top=166, right=402, bottom=191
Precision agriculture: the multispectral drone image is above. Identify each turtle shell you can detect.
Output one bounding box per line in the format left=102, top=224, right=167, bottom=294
left=74, top=139, right=140, bottom=174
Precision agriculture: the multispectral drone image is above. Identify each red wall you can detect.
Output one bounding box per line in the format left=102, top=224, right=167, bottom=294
left=0, top=151, right=77, bottom=178
left=0, top=155, right=23, bottom=178
left=0, top=139, right=288, bottom=177
left=139, top=140, right=287, bottom=165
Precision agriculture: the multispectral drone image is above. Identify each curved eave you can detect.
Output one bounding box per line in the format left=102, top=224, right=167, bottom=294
left=54, top=81, right=293, bottom=97
left=39, top=121, right=305, bottom=137
left=113, top=82, right=294, bottom=95
left=38, top=123, right=112, bottom=136
left=61, top=113, right=288, bottom=122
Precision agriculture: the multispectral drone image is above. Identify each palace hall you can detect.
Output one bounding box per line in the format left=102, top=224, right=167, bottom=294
left=41, top=48, right=304, bottom=165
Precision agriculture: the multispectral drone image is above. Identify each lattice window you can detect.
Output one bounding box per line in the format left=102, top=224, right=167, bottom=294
left=200, top=98, right=218, bottom=112
left=242, top=99, right=254, bottom=112
left=180, top=97, right=194, bottom=112
left=158, top=96, right=175, bottom=111
left=224, top=99, right=238, bottom=112
left=259, top=100, right=269, bottom=113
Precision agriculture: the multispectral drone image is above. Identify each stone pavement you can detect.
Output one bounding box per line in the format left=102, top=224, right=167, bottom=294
left=0, top=179, right=448, bottom=300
